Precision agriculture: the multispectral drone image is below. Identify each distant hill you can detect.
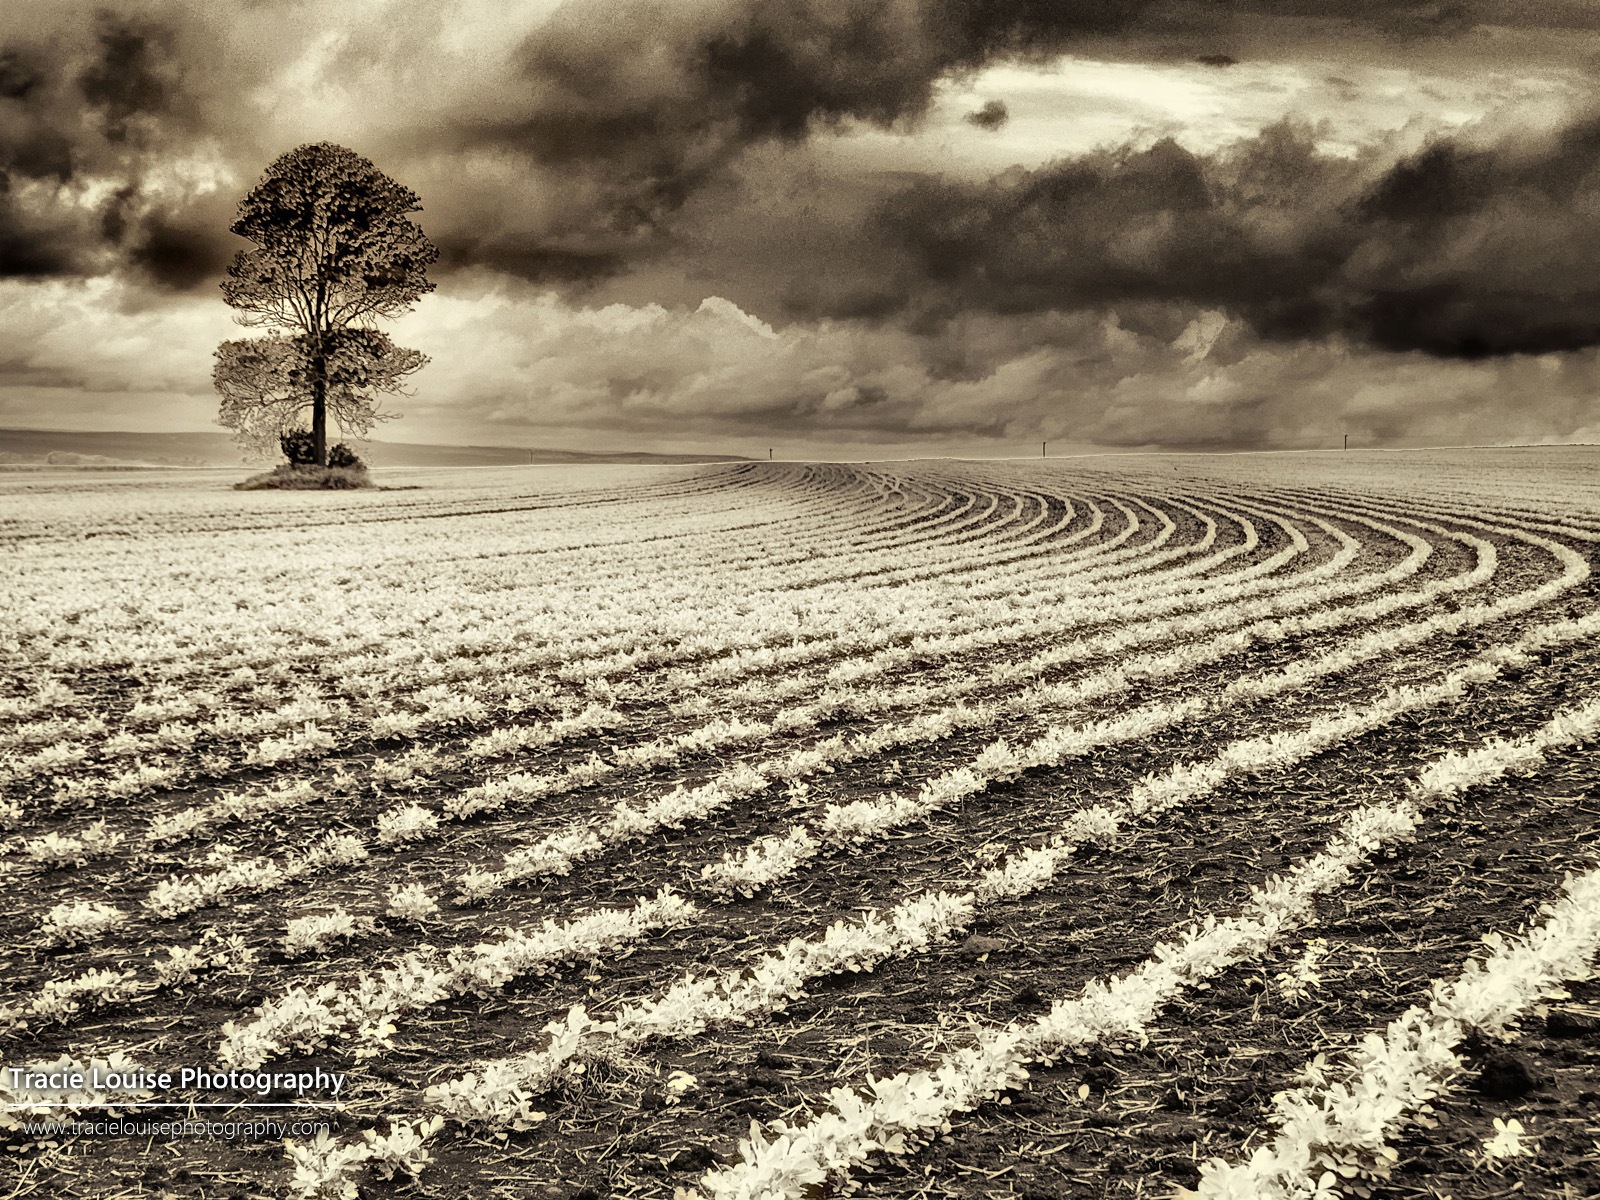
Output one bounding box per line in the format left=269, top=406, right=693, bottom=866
left=0, top=428, right=749, bottom=468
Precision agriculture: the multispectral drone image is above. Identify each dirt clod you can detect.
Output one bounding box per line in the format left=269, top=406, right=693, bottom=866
left=1474, top=1047, right=1540, bottom=1099
left=1545, top=1009, right=1599, bottom=1038
left=959, top=933, right=1009, bottom=958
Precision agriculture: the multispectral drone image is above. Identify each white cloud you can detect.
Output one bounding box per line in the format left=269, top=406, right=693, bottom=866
left=819, top=55, right=1584, bottom=178
left=3, top=242, right=1597, bottom=458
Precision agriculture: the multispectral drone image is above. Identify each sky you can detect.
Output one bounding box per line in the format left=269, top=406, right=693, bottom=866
left=5, top=0, right=1600, bottom=458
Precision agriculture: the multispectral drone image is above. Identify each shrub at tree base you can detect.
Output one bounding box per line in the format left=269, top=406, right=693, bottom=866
left=326, top=443, right=364, bottom=469
left=234, top=464, right=373, bottom=491
left=280, top=430, right=319, bottom=465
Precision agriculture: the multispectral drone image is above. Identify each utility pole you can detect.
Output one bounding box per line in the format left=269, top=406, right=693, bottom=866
left=768, top=448, right=772, bottom=460
left=1042, top=441, right=1047, bottom=458
left=1343, top=433, right=1348, bottom=451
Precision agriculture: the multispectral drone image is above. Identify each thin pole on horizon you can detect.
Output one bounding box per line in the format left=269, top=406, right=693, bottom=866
left=1042, top=441, right=1047, bottom=458
left=1343, top=433, right=1348, bottom=451
left=768, top=448, right=772, bottom=460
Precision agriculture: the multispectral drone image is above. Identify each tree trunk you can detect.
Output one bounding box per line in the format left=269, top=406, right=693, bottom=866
left=311, top=350, right=328, bottom=467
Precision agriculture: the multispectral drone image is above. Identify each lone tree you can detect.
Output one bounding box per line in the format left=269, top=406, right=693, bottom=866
left=215, top=143, right=436, bottom=465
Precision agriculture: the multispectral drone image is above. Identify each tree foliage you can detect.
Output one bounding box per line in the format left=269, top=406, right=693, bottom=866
left=213, top=328, right=423, bottom=458
left=215, top=143, right=436, bottom=464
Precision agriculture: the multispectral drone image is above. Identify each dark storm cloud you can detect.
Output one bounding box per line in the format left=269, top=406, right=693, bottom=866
left=5, top=0, right=1600, bottom=308
left=430, top=0, right=1540, bottom=260
left=0, top=38, right=85, bottom=277
left=965, top=99, right=1009, bottom=129
left=411, top=0, right=1170, bottom=280
left=77, top=12, right=185, bottom=144
left=0, top=37, right=85, bottom=282
left=16, top=0, right=1175, bottom=292
left=124, top=200, right=237, bottom=289
left=0, top=201, right=76, bottom=277
left=1341, top=126, right=1600, bottom=356
left=0, top=50, right=43, bottom=101
left=0, top=8, right=216, bottom=282
left=842, top=113, right=1600, bottom=359
left=367, top=0, right=1600, bottom=294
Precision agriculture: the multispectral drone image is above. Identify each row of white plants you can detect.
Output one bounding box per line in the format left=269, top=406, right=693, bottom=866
left=143, top=834, right=370, bottom=919
left=0, top=502, right=1388, bottom=1036
left=697, top=490, right=1302, bottom=713
left=231, top=595, right=1600, bottom=1102
left=215, top=890, right=698, bottom=1069
left=3, top=591, right=1456, bottom=1044
left=482, top=492, right=1425, bottom=740
left=4, top=469, right=899, bottom=665
left=0, top=928, right=259, bottom=1036
left=0, top=488, right=1487, bottom=897
left=3, top=480, right=1411, bottom=829
left=1196, top=748, right=1600, bottom=1196
left=3, top=505, right=1581, bottom=1051
left=0, top=470, right=1017, bottom=720
left=682, top=692, right=1600, bottom=1200
left=2, top=495, right=1512, bottom=992
left=39, top=496, right=1420, bottom=939
left=420, top=641, right=1534, bottom=1128
left=6, top=470, right=1420, bottom=761
left=40, top=476, right=1363, bottom=748
left=280, top=767, right=1424, bottom=1195
left=27, top=607, right=1597, bottom=1189
left=1191, top=858, right=1600, bottom=1199
left=0, top=487, right=1212, bottom=807
left=10, top=700, right=629, bottom=862
left=0, top=473, right=1100, bottom=755
left=449, top=494, right=1388, bottom=835
left=452, top=517, right=1491, bottom=904
left=1442, top=493, right=1600, bottom=546
left=380, top=494, right=1295, bottom=805
left=3, top=881, right=472, bottom=1040
left=41, top=493, right=1308, bottom=903
left=1277, top=485, right=1597, bottom=576
left=0, top=499, right=838, bottom=761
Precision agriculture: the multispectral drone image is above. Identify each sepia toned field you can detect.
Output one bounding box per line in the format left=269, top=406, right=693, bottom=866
left=2, top=450, right=1599, bottom=1200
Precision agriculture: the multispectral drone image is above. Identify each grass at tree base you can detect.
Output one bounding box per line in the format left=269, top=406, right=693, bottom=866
left=234, top=463, right=374, bottom=490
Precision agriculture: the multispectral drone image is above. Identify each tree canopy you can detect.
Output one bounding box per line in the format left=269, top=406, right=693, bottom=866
left=215, top=143, right=436, bottom=465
